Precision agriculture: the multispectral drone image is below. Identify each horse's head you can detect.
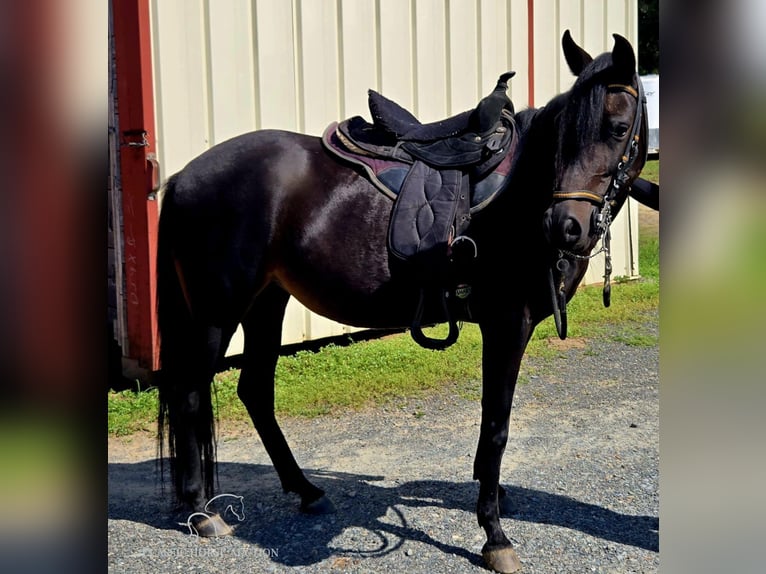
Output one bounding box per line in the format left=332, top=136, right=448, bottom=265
left=543, top=30, right=647, bottom=256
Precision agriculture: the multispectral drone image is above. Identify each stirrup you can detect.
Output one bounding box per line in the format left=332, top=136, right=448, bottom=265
left=410, top=288, right=460, bottom=350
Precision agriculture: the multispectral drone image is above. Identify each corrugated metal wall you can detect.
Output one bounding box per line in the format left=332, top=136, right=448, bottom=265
left=145, top=0, right=639, bottom=352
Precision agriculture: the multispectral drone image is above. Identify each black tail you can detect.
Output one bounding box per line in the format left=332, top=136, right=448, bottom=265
left=156, top=174, right=218, bottom=503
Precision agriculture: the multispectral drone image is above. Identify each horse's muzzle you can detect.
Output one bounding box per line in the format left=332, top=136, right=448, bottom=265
left=542, top=201, right=598, bottom=253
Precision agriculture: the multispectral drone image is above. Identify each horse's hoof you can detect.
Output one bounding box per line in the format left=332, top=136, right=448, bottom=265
left=300, top=494, right=336, bottom=515
left=482, top=544, right=522, bottom=573
left=193, top=513, right=234, bottom=537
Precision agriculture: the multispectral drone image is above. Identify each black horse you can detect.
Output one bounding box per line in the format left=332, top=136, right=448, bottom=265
left=156, top=31, right=653, bottom=573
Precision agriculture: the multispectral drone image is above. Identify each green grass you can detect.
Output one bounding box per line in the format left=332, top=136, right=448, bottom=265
left=108, top=383, right=161, bottom=436
left=109, top=161, right=659, bottom=436
left=210, top=328, right=485, bottom=423
left=641, top=158, right=659, bottom=184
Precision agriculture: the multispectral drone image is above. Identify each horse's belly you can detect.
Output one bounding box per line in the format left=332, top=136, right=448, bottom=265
left=274, top=256, right=419, bottom=329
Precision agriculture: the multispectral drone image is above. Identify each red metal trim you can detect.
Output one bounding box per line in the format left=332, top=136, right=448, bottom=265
left=112, top=0, right=160, bottom=371
left=527, top=0, right=535, bottom=107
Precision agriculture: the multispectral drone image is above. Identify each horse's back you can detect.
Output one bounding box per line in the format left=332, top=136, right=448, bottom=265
left=161, top=128, right=408, bottom=327
left=170, top=130, right=316, bottom=204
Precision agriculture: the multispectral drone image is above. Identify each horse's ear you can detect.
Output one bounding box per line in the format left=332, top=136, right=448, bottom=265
left=562, top=29, right=592, bottom=77
left=611, top=33, right=637, bottom=80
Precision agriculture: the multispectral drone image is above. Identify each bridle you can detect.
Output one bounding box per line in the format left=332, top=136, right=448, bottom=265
left=548, top=76, right=647, bottom=339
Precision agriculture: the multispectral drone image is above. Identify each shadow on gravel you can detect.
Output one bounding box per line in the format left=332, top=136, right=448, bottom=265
left=110, top=459, right=658, bottom=567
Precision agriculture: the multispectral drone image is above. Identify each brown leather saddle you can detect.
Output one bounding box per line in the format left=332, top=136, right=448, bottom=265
left=322, top=73, right=519, bottom=349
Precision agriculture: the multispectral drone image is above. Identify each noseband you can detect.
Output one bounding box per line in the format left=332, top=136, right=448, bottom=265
left=548, top=78, right=647, bottom=339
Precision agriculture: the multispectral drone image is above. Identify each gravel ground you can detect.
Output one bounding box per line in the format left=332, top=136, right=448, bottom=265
left=108, top=313, right=658, bottom=573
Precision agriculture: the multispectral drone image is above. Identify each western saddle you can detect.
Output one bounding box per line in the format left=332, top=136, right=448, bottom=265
left=322, top=72, right=518, bottom=349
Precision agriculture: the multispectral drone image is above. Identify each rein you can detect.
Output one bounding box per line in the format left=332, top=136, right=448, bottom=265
left=548, top=78, right=647, bottom=339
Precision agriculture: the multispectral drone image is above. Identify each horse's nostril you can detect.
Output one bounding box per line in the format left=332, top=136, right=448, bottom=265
left=562, top=216, right=582, bottom=244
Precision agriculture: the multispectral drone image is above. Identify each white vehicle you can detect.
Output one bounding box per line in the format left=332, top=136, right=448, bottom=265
left=641, top=74, right=659, bottom=155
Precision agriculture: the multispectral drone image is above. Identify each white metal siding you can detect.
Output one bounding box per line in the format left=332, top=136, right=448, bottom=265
left=147, top=0, right=639, bottom=352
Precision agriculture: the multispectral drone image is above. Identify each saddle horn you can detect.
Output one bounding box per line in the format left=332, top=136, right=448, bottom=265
left=470, top=71, right=516, bottom=134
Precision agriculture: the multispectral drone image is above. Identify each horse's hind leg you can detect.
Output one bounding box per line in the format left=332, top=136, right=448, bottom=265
left=238, top=284, right=335, bottom=514
left=159, top=308, right=238, bottom=536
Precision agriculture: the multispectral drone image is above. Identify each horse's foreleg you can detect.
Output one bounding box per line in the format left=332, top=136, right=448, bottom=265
left=238, top=285, right=334, bottom=514
left=474, top=317, right=531, bottom=573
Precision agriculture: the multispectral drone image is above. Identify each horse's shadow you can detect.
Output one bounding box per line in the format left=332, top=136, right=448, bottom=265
left=108, top=460, right=658, bottom=567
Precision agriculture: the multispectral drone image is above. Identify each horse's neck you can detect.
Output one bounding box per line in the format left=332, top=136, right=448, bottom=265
left=470, top=109, right=552, bottom=241
left=471, top=101, right=565, bottom=237
left=509, top=106, right=559, bottom=200
left=518, top=96, right=565, bottom=152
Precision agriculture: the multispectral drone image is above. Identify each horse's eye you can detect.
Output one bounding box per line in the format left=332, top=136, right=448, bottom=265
left=612, top=124, right=629, bottom=139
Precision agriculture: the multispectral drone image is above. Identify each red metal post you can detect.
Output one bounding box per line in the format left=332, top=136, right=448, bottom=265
left=112, top=0, right=160, bottom=371
left=527, top=0, right=535, bottom=107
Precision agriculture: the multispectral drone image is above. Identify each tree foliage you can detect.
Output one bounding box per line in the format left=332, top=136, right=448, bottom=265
left=638, top=0, right=659, bottom=74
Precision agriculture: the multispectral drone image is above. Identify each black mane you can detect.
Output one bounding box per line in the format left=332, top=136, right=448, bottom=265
left=557, top=52, right=617, bottom=167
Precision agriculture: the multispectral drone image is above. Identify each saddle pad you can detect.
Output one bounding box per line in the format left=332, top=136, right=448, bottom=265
left=322, top=122, right=514, bottom=214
